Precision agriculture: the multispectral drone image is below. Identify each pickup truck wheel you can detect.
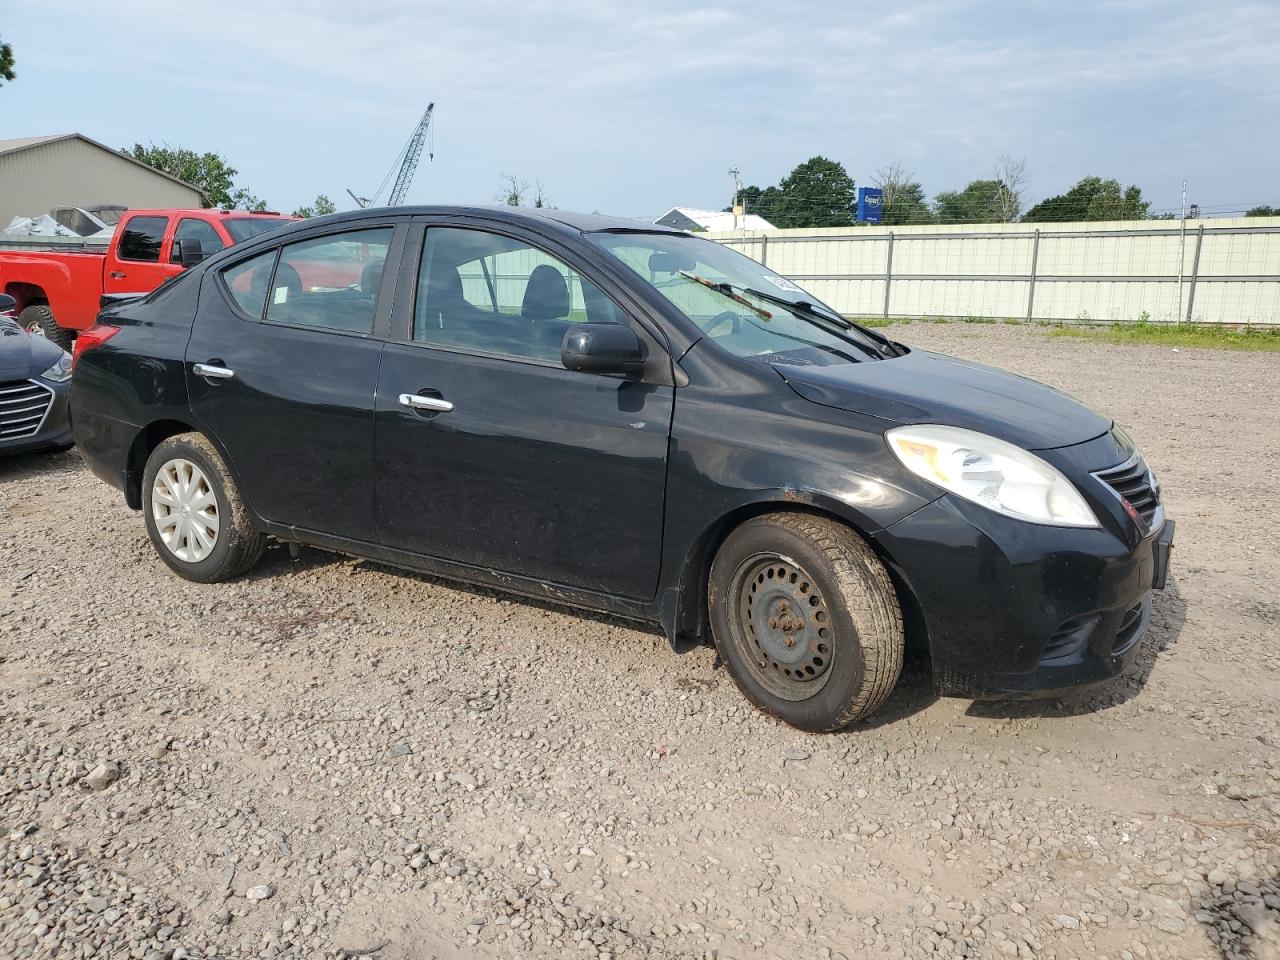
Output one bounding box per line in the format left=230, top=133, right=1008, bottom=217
left=142, top=433, right=266, bottom=583
left=19, top=305, right=75, bottom=350
left=708, top=513, right=904, bottom=733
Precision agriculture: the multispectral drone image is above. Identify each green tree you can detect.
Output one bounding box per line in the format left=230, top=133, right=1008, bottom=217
left=731, top=184, right=785, bottom=224
left=934, top=179, right=1007, bottom=223
left=771, top=156, right=857, bottom=228
left=0, top=36, right=15, bottom=87
left=230, top=189, right=270, bottom=212
left=875, top=162, right=933, bottom=225
left=293, top=195, right=337, bottom=218
left=1022, top=176, right=1150, bottom=222
left=1245, top=205, right=1278, bottom=217
left=496, top=173, right=528, bottom=206
left=124, top=143, right=247, bottom=208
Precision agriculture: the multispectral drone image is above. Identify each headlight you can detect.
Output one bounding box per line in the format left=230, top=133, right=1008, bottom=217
left=40, top=351, right=73, bottom=383
left=886, top=424, right=1099, bottom=528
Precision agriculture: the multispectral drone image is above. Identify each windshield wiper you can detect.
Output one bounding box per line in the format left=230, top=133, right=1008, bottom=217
left=741, top=288, right=905, bottom=358
left=677, top=271, right=773, bottom=321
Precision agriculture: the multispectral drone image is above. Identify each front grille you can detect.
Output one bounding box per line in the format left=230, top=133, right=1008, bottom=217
left=0, top=379, right=54, bottom=440
left=1094, top=455, right=1161, bottom=528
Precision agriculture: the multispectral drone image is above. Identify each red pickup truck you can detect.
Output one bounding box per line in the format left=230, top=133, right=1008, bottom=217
left=0, top=208, right=296, bottom=348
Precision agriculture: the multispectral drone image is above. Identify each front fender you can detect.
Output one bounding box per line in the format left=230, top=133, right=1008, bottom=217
left=655, top=380, right=939, bottom=646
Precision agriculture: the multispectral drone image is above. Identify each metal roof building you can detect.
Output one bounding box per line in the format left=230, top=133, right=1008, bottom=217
left=0, top=134, right=204, bottom=226
left=655, top=206, right=776, bottom=232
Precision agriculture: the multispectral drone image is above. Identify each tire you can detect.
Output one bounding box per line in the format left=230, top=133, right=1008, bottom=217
left=19, top=305, right=75, bottom=351
left=141, top=432, right=266, bottom=583
left=708, top=512, right=903, bottom=733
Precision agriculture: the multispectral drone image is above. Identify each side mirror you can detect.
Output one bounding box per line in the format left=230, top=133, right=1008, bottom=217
left=174, top=238, right=206, bottom=268
left=0, top=293, right=17, bottom=317
left=561, top=323, right=646, bottom=378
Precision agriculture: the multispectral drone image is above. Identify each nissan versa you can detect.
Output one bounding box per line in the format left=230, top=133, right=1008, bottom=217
left=71, top=207, right=1174, bottom=732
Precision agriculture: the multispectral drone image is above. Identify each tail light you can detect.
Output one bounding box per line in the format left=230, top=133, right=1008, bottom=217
left=71, top=324, right=120, bottom=371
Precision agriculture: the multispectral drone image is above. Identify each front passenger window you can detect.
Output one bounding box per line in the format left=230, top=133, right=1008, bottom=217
left=265, top=228, right=393, bottom=334
left=414, top=227, right=623, bottom=362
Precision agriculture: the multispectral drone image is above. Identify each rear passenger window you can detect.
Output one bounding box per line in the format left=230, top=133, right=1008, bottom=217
left=117, top=216, right=169, bottom=262
left=222, top=250, right=276, bottom=319
left=414, top=227, right=623, bottom=362
left=266, top=228, right=393, bottom=334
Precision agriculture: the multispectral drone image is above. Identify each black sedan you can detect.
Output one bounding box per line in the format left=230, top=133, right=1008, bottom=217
left=1, top=294, right=73, bottom=455
left=70, top=207, right=1174, bottom=732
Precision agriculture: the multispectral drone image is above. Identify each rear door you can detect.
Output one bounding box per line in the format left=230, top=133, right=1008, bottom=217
left=186, top=220, right=404, bottom=542
left=104, top=214, right=178, bottom=294
left=373, top=219, right=674, bottom=600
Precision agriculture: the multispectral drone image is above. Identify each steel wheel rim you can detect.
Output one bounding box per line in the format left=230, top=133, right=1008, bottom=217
left=25, top=320, right=45, bottom=337
left=151, top=458, right=220, bottom=563
left=729, top=553, right=834, bottom=702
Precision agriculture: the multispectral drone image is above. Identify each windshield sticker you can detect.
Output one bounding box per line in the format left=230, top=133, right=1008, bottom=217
left=763, top=275, right=803, bottom=293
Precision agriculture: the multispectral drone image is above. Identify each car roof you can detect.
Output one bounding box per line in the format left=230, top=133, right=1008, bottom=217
left=116, top=209, right=296, bottom=220
left=302, top=205, right=686, bottom=238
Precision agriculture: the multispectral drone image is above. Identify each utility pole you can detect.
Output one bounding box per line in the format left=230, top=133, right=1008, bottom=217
left=729, top=166, right=742, bottom=231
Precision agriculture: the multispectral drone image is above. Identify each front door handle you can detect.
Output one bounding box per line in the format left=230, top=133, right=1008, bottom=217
left=399, top=393, right=453, bottom=413
left=193, top=362, right=235, bottom=380
left=110, top=271, right=127, bottom=279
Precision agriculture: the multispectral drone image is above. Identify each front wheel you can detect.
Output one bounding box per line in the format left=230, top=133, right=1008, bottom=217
left=141, top=433, right=266, bottom=583
left=19, top=305, right=75, bottom=351
left=709, top=513, right=903, bottom=732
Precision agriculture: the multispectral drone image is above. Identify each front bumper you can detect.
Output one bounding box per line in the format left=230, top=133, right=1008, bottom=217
left=0, top=379, right=73, bottom=455
left=874, top=494, right=1175, bottom=700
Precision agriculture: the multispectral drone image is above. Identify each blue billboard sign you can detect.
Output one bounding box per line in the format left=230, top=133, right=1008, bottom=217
left=857, top=187, right=884, bottom=223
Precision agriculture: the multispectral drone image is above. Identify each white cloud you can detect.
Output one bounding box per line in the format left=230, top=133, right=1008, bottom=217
left=2, top=0, right=1276, bottom=215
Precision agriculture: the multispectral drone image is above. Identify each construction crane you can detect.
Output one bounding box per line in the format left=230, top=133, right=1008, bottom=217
left=347, top=102, right=435, bottom=209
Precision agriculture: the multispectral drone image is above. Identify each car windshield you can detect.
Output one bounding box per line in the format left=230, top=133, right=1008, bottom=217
left=590, top=231, right=889, bottom=365
left=224, top=217, right=294, bottom=243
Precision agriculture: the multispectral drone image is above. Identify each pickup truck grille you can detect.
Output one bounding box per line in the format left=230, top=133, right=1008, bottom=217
left=0, top=379, right=54, bottom=440
left=1094, top=454, right=1161, bottom=529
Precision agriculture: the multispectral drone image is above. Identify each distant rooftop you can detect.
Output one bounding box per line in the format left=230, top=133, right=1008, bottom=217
left=655, top=206, right=776, bottom=232
left=0, top=134, right=70, bottom=156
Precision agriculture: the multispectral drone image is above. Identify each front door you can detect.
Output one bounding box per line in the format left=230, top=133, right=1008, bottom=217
left=373, top=222, right=674, bottom=601
left=104, top=214, right=179, bottom=294
left=186, top=223, right=400, bottom=542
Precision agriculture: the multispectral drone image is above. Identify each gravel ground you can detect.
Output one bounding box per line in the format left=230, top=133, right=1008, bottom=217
left=2, top=322, right=1278, bottom=960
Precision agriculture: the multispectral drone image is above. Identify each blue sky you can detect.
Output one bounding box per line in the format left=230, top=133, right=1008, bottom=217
left=3, top=0, right=1278, bottom=218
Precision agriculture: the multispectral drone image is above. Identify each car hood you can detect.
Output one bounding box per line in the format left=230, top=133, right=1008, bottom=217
left=0, top=319, right=63, bottom=381
left=773, top=349, right=1111, bottom=451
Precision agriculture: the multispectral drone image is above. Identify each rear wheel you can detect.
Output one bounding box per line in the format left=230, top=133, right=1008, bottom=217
left=19, top=305, right=75, bottom=350
left=142, top=433, right=265, bottom=583
left=709, top=513, right=903, bottom=732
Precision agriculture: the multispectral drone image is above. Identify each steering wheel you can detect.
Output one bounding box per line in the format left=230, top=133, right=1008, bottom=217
left=704, top=310, right=742, bottom=338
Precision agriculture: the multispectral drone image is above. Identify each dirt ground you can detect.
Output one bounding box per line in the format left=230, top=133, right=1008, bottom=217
left=2, top=322, right=1278, bottom=960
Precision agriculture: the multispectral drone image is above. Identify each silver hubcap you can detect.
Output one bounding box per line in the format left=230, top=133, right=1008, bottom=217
left=151, top=458, right=220, bottom=563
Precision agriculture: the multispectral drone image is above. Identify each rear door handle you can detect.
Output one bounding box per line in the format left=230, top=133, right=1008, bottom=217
left=193, top=362, right=235, bottom=380
left=398, top=393, right=453, bottom=412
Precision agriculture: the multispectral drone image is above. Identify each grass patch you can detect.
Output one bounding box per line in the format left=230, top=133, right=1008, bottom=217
left=854, top=317, right=899, bottom=328
left=1049, top=321, right=1280, bottom=352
